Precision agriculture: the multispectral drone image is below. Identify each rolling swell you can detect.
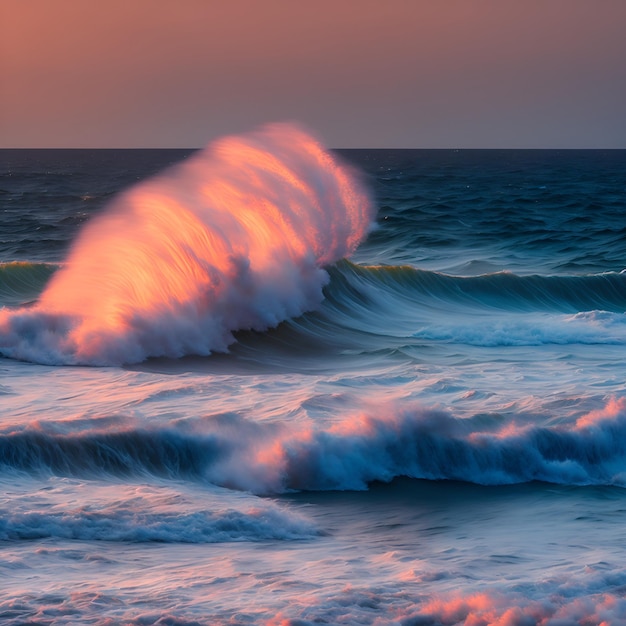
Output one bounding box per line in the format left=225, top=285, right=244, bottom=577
left=0, top=428, right=222, bottom=480
left=0, top=262, right=57, bottom=307
left=263, top=261, right=626, bottom=354
left=328, top=261, right=626, bottom=314
left=3, top=398, right=626, bottom=492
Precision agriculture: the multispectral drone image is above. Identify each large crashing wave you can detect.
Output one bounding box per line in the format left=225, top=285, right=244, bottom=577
left=0, top=124, right=374, bottom=365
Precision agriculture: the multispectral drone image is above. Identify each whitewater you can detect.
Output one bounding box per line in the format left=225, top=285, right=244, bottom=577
left=1, top=127, right=626, bottom=624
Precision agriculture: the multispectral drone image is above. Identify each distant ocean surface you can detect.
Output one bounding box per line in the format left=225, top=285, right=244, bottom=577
left=1, top=129, right=626, bottom=624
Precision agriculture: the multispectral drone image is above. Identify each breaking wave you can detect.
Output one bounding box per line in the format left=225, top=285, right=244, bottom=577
left=2, top=397, right=626, bottom=493
left=0, top=124, right=373, bottom=365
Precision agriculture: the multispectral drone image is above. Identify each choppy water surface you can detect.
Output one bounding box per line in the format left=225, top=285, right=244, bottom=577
left=1, top=133, right=626, bottom=624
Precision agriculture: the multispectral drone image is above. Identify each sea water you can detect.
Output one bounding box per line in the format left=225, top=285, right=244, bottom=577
left=1, top=126, right=626, bottom=624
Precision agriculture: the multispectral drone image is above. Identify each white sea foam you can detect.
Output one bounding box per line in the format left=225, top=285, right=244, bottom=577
left=413, top=310, right=626, bottom=346
left=264, top=573, right=626, bottom=625
left=0, top=505, right=318, bottom=543
left=2, top=557, right=626, bottom=625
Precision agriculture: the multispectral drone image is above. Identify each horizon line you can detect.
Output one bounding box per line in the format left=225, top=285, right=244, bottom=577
left=2, top=146, right=626, bottom=151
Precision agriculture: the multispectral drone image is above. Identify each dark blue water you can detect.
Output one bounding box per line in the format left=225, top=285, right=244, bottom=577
left=0, top=149, right=193, bottom=262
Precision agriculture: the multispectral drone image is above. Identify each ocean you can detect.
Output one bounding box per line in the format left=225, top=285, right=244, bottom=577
left=1, top=124, right=626, bottom=625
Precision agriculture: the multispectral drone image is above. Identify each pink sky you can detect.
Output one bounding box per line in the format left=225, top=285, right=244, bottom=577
left=2, top=0, right=625, bottom=147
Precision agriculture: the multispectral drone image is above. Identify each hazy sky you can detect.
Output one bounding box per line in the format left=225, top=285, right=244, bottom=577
left=2, top=0, right=625, bottom=148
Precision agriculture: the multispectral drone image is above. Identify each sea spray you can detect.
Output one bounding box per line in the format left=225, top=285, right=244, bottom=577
left=0, top=124, right=374, bottom=365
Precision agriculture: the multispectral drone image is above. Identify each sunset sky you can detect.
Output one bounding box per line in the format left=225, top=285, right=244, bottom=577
left=2, top=0, right=625, bottom=148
